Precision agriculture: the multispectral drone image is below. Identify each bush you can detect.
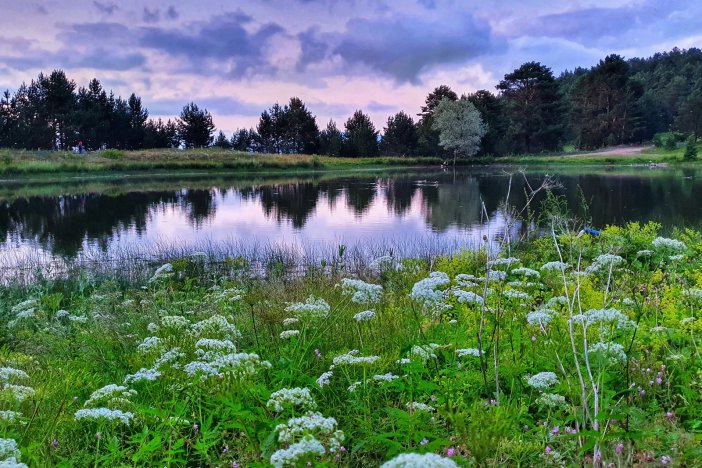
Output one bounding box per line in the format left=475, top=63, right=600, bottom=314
left=684, top=136, right=698, bottom=161
left=653, top=131, right=686, bottom=149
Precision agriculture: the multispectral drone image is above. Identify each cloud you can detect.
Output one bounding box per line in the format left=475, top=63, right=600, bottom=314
left=148, top=96, right=264, bottom=117
left=139, top=11, right=288, bottom=77
left=143, top=8, right=160, bottom=24
left=93, top=1, right=118, bottom=16
left=298, top=13, right=498, bottom=83
left=166, top=6, right=179, bottom=20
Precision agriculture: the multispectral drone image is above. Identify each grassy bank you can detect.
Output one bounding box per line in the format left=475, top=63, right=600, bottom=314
left=1, top=222, right=701, bottom=466
left=0, top=144, right=699, bottom=177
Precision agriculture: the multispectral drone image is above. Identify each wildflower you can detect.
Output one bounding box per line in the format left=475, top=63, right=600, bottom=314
left=279, top=330, right=301, bottom=339
left=314, top=349, right=322, bottom=359
left=410, top=272, right=450, bottom=307
left=137, top=336, right=162, bottom=354
left=1, top=384, right=35, bottom=402
left=353, top=310, right=376, bottom=322
left=74, top=408, right=134, bottom=425
left=540, top=261, right=570, bottom=272
left=420, top=438, right=429, bottom=445
left=453, top=289, right=484, bottom=305
left=160, top=315, right=190, bottom=329
left=512, top=267, right=541, bottom=278
left=526, top=372, right=558, bottom=390
left=503, top=289, right=530, bottom=300
left=373, top=372, right=399, bottom=383
left=0, top=367, right=29, bottom=383
left=148, top=263, right=173, bottom=283
left=270, top=435, right=325, bottom=468
left=550, top=426, right=559, bottom=435
left=332, top=350, right=380, bottom=366
left=564, top=426, right=577, bottom=434
left=666, top=412, right=674, bottom=419
left=588, top=342, right=627, bottom=364
left=652, top=237, right=686, bottom=252
left=571, top=308, right=635, bottom=330
left=410, top=344, right=438, bottom=361
left=275, top=412, right=342, bottom=444
left=536, top=393, right=566, bottom=409
left=124, top=368, right=161, bottom=384
left=545, top=446, right=552, bottom=453
left=183, top=352, right=271, bottom=380
left=84, top=384, right=136, bottom=408
left=381, top=452, right=458, bottom=467
left=285, top=296, right=331, bottom=319
left=531, top=336, right=537, bottom=343
left=195, top=338, right=237, bottom=353
left=454, top=273, right=479, bottom=288
left=283, top=317, right=299, bottom=327
left=267, top=388, right=317, bottom=413
left=406, top=402, right=435, bottom=412
left=455, top=348, right=481, bottom=358
left=487, top=270, right=507, bottom=282
left=615, top=443, right=624, bottom=455
left=488, top=257, right=520, bottom=268
left=190, top=315, right=242, bottom=341
left=585, top=254, right=625, bottom=274
left=0, top=411, right=22, bottom=423
left=347, top=381, right=362, bottom=392
left=527, top=309, right=556, bottom=326
left=0, top=438, right=23, bottom=463
left=396, top=358, right=411, bottom=365
left=446, top=447, right=455, bottom=457
left=341, top=278, right=383, bottom=305
left=316, top=371, right=333, bottom=387
left=545, top=296, right=569, bottom=308
left=661, top=455, right=672, bottom=465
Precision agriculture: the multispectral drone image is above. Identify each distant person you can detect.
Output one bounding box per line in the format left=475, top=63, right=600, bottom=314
left=78, top=140, right=85, bottom=154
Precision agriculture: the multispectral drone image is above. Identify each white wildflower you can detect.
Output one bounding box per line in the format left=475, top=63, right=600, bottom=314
left=148, top=263, right=173, bottom=283
left=270, top=435, right=325, bottom=468
left=0, top=411, right=22, bottom=423
left=316, top=371, right=333, bottom=387
left=124, top=368, right=161, bottom=384
left=381, top=453, right=458, bottom=468
left=332, top=350, right=380, bottom=366
left=282, top=317, right=299, bottom=327
left=453, top=289, right=484, bottom=305
left=454, top=273, right=479, bottom=288
left=588, top=342, right=627, bottom=364
left=11, top=300, right=37, bottom=314
left=652, top=237, right=686, bottom=252
left=541, top=261, right=570, bottom=272
left=373, top=372, right=399, bottom=383
left=84, top=384, right=136, bottom=407
left=585, top=254, right=625, bottom=274
left=406, top=402, right=435, bottom=412
left=280, top=330, right=301, bottom=339
left=74, top=408, right=134, bottom=425
left=1, top=385, right=35, bottom=402
left=137, top=336, right=161, bottom=354
left=55, top=310, right=70, bottom=319
left=536, top=393, right=567, bottom=409
left=68, top=315, right=88, bottom=323
left=160, top=315, right=190, bottom=329
left=487, top=270, right=507, bottom=282
left=637, top=249, right=653, bottom=257
left=189, top=315, right=242, bottom=341
left=410, top=345, right=437, bottom=361
left=488, top=257, right=520, bottom=268
left=526, top=371, right=558, bottom=390
left=456, top=348, right=482, bottom=357
left=0, top=438, right=22, bottom=462
left=512, top=267, right=541, bottom=279
left=347, top=381, right=362, bottom=392
left=341, top=278, right=383, bottom=305
left=0, top=367, right=29, bottom=383
left=195, top=338, right=237, bottom=353
left=396, top=358, right=411, bottom=365
left=545, top=296, right=569, bottom=308
left=354, top=310, right=376, bottom=322
left=503, top=289, right=530, bottom=300
left=267, top=387, right=317, bottom=413
left=183, top=352, right=271, bottom=380
left=154, top=347, right=185, bottom=369
left=410, top=272, right=450, bottom=306
left=275, top=411, right=340, bottom=443
left=527, top=309, right=556, bottom=326
left=284, top=296, right=330, bottom=319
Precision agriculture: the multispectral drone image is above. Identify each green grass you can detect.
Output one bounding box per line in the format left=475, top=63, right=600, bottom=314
left=1, top=222, right=701, bottom=465
left=1, top=144, right=700, bottom=177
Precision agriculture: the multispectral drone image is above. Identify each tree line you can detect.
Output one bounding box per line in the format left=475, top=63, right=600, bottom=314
left=1, top=47, right=701, bottom=156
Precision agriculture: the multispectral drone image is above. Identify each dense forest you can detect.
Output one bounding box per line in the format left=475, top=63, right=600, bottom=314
left=1, top=47, right=701, bottom=157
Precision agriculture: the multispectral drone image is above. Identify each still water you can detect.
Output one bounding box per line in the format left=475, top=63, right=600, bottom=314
left=1, top=167, right=701, bottom=266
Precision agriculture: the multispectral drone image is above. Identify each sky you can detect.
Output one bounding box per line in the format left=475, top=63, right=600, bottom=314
left=1, top=0, right=701, bottom=133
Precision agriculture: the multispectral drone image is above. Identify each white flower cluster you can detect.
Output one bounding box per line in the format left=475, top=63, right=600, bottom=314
left=684, top=289, right=702, bottom=300
left=526, top=371, right=559, bottom=390
left=354, top=310, right=377, bottom=322
left=332, top=350, right=380, bottom=366
left=189, top=315, right=242, bottom=341
left=148, top=263, right=173, bottom=283
left=410, top=344, right=438, bottom=361
left=588, top=341, right=627, bottom=364
left=270, top=436, right=325, bottom=467
left=341, top=278, right=383, bottom=305
left=124, top=367, right=161, bottom=384
left=285, top=296, right=331, bottom=319
left=347, top=381, right=362, bottom=392
left=0, top=411, right=22, bottom=423
left=369, top=255, right=398, bottom=272
left=267, top=387, right=317, bottom=412
left=1, top=385, right=34, bottom=402
left=280, top=330, right=301, bottom=339
left=183, top=352, right=271, bottom=380
left=84, top=384, right=136, bottom=408
left=571, top=308, right=635, bottom=330
left=75, top=408, right=134, bottom=425
left=276, top=412, right=342, bottom=444
left=410, top=272, right=450, bottom=308
left=282, top=317, right=299, bottom=327
left=316, top=371, right=333, bottom=387
left=0, top=368, right=29, bottom=383
left=487, top=270, right=507, bottom=283
left=652, top=237, right=686, bottom=252
left=545, top=296, right=569, bottom=308
left=373, top=372, right=399, bottom=383
left=8, top=299, right=38, bottom=327
left=512, top=267, right=541, bottom=279
left=585, top=254, right=625, bottom=274
left=503, top=289, right=530, bottom=300
left=526, top=309, right=556, bottom=327
left=541, top=261, right=570, bottom=272
left=195, top=338, right=237, bottom=353
left=406, top=402, right=435, bottom=412
left=160, top=315, right=190, bottom=330
left=453, top=289, right=484, bottom=306
left=454, top=273, right=479, bottom=288
left=381, top=452, right=458, bottom=468
left=456, top=348, right=482, bottom=358
left=0, top=438, right=26, bottom=467
left=536, top=393, right=567, bottom=409
left=137, top=336, right=162, bottom=354
left=488, top=257, right=521, bottom=268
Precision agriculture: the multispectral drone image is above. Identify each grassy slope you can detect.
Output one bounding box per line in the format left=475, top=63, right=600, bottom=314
left=0, top=144, right=699, bottom=177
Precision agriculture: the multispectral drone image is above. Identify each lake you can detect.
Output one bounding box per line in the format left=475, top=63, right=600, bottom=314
left=1, top=166, right=701, bottom=278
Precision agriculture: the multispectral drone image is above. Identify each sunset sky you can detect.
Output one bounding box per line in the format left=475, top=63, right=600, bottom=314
left=1, top=0, right=700, bottom=133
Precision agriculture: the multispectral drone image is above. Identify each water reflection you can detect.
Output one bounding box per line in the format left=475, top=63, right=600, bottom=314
left=1, top=168, right=702, bottom=260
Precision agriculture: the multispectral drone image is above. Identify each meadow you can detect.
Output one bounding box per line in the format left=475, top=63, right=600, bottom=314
left=1, top=218, right=701, bottom=466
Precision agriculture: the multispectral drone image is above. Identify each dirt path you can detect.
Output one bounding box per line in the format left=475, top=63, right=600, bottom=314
left=565, top=145, right=653, bottom=158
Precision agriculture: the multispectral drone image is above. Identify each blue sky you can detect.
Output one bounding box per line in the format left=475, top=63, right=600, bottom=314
left=1, top=0, right=700, bottom=132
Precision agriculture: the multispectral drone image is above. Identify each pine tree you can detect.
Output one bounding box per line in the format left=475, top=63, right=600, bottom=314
left=177, top=102, right=215, bottom=148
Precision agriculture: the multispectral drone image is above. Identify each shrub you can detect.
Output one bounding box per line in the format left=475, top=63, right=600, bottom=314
left=683, top=136, right=698, bottom=161
left=100, top=149, right=124, bottom=159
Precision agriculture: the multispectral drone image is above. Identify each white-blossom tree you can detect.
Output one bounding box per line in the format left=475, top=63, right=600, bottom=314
left=432, top=98, right=487, bottom=165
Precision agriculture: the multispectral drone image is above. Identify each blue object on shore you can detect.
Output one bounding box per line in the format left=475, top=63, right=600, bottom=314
left=583, top=227, right=601, bottom=236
